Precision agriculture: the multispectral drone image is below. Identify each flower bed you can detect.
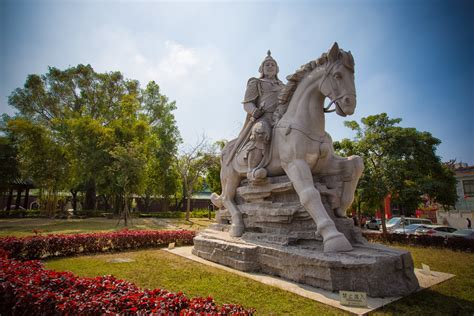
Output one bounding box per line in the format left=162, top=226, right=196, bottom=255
left=362, top=231, right=474, bottom=252
left=0, top=256, right=254, bottom=315
left=0, top=230, right=196, bottom=260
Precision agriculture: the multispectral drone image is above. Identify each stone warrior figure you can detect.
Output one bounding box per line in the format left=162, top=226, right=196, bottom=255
left=228, top=50, right=285, bottom=181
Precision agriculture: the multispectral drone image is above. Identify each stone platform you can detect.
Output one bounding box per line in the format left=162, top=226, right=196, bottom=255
left=196, top=175, right=420, bottom=297
left=193, top=229, right=419, bottom=297
left=175, top=246, right=454, bottom=315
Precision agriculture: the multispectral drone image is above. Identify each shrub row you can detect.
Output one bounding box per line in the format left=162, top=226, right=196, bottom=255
left=139, top=209, right=216, bottom=219
left=72, top=210, right=111, bottom=217
left=0, top=209, right=41, bottom=218
left=0, top=209, right=217, bottom=219
left=362, top=232, right=474, bottom=252
left=0, top=229, right=196, bottom=260
left=0, top=256, right=254, bottom=315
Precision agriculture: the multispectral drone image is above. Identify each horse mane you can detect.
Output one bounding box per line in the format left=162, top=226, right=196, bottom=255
left=276, top=49, right=354, bottom=117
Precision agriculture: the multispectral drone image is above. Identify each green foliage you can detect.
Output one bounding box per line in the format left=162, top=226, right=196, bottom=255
left=143, top=82, right=182, bottom=206
left=6, top=119, right=69, bottom=192
left=205, top=152, right=221, bottom=194
left=176, top=137, right=219, bottom=218
left=5, top=65, right=181, bottom=213
left=0, top=135, right=20, bottom=187
left=336, top=113, right=458, bottom=218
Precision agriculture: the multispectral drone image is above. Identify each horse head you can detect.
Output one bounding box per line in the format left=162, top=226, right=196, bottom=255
left=318, top=42, right=356, bottom=117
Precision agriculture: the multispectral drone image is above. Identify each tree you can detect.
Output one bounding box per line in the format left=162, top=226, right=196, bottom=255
left=6, top=118, right=69, bottom=215
left=205, top=140, right=226, bottom=194
left=108, top=143, right=147, bottom=226
left=141, top=82, right=181, bottom=211
left=5, top=65, right=181, bottom=214
left=335, top=113, right=458, bottom=233
left=177, top=137, right=217, bottom=220
left=0, top=135, right=20, bottom=189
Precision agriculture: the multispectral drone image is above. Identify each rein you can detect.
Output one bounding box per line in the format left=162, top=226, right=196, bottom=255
left=319, top=61, right=356, bottom=113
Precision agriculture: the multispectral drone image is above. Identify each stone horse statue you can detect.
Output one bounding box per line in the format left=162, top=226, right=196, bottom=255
left=211, top=43, right=364, bottom=253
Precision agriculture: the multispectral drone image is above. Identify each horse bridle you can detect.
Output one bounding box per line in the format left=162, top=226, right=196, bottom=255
left=319, top=61, right=356, bottom=113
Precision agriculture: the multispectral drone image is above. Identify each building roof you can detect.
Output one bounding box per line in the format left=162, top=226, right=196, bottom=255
left=0, top=178, right=35, bottom=189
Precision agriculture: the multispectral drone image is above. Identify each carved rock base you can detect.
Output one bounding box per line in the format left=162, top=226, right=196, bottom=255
left=197, top=175, right=419, bottom=297
left=192, top=229, right=420, bottom=297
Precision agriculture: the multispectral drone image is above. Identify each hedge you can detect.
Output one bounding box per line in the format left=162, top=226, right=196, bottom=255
left=139, top=209, right=215, bottom=219
left=0, top=255, right=254, bottom=315
left=0, top=229, right=196, bottom=260
left=362, top=231, right=474, bottom=252
left=0, top=209, right=41, bottom=218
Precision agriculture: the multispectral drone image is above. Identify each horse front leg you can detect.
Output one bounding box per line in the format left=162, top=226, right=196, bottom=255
left=221, top=169, right=245, bottom=237
left=283, top=159, right=353, bottom=252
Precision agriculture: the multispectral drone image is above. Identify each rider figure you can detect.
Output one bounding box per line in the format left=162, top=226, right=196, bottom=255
left=239, top=50, right=285, bottom=181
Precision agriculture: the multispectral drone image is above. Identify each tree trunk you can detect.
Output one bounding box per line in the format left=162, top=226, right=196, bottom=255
left=173, top=197, right=180, bottom=212
left=123, top=197, right=129, bottom=227
left=23, top=188, right=30, bottom=209
left=103, top=195, right=110, bottom=212
left=186, top=190, right=192, bottom=221
left=6, top=189, right=13, bottom=211
left=15, top=189, right=22, bottom=210
left=143, top=193, right=151, bottom=212
left=84, top=179, right=96, bottom=210
left=113, top=194, right=122, bottom=215
left=380, top=202, right=387, bottom=235
left=162, top=198, right=169, bottom=212
left=70, top=189, right=78, bottom=212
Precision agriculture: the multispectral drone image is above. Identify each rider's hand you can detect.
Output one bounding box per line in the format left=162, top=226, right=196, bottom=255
left=252, top=107, right=264, bottom=119
left=272, top=112, right=281, bottom=125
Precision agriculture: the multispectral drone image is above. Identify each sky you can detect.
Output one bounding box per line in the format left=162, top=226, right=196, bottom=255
left=1, top=0, right=473, bottom=164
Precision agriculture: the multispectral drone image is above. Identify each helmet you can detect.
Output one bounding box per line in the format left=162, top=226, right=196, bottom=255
left=258, top=50, right=279, bottom=75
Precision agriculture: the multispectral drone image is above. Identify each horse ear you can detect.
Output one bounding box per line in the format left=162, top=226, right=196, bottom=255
left=328, top=42, right=340, bottom=63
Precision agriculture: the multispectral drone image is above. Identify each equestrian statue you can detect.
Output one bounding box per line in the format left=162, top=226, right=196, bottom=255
left=211, top=42, right=364, bottom=253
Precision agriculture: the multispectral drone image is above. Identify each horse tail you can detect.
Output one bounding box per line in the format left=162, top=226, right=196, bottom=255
left=211, top=192, right=223, bottom=208
left=221, top=138, right=237, bottom=164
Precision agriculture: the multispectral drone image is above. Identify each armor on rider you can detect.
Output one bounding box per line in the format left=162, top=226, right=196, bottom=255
left=238, top=50, right=285, bottom=181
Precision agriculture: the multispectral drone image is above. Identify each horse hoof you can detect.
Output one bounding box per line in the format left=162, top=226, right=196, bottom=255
left=335, top=207, right=346, bottom=217
left=229, top=224, right=244, bottom=237
left=210, top=193, right=223, bottom=208
left=254, top=168, right=267, bottom=179
left=323, top=234, right=353, bottom=252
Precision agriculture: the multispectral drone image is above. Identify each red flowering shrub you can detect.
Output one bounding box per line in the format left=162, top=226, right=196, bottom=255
left=0, top=256, right=254, bottom=315
left=0, top=230, right=196, bottom=260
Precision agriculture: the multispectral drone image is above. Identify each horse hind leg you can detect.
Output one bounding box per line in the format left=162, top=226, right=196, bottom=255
left=283, top=159, right=352, bottom=252
left=335, top=155, right=364, bottom=217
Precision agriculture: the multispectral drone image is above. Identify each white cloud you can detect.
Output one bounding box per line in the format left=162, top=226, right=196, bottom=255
left=141, top=41, right=243, bottom=145
left=79, top=33, right=242, bottom=146
left=134, top=54, right=146, bottom=64
left=157, top=41, right=201, bottom=79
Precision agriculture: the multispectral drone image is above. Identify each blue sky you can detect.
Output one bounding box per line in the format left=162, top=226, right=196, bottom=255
left=1, top=0, right=473, bottom=164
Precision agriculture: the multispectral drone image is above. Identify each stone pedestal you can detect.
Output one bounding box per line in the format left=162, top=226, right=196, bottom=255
left=193, top=230, right=419, bottom=297
left=194, top=176, right=420, bottom=297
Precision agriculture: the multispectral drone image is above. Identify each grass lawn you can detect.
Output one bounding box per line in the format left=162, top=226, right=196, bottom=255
left=44, top=246, right=474, bottom=315
left=45, top=249, right=346, bottom=315
left=2, top=218, right=473, bottom=315
left=0, top=217, right=212, bottom=237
